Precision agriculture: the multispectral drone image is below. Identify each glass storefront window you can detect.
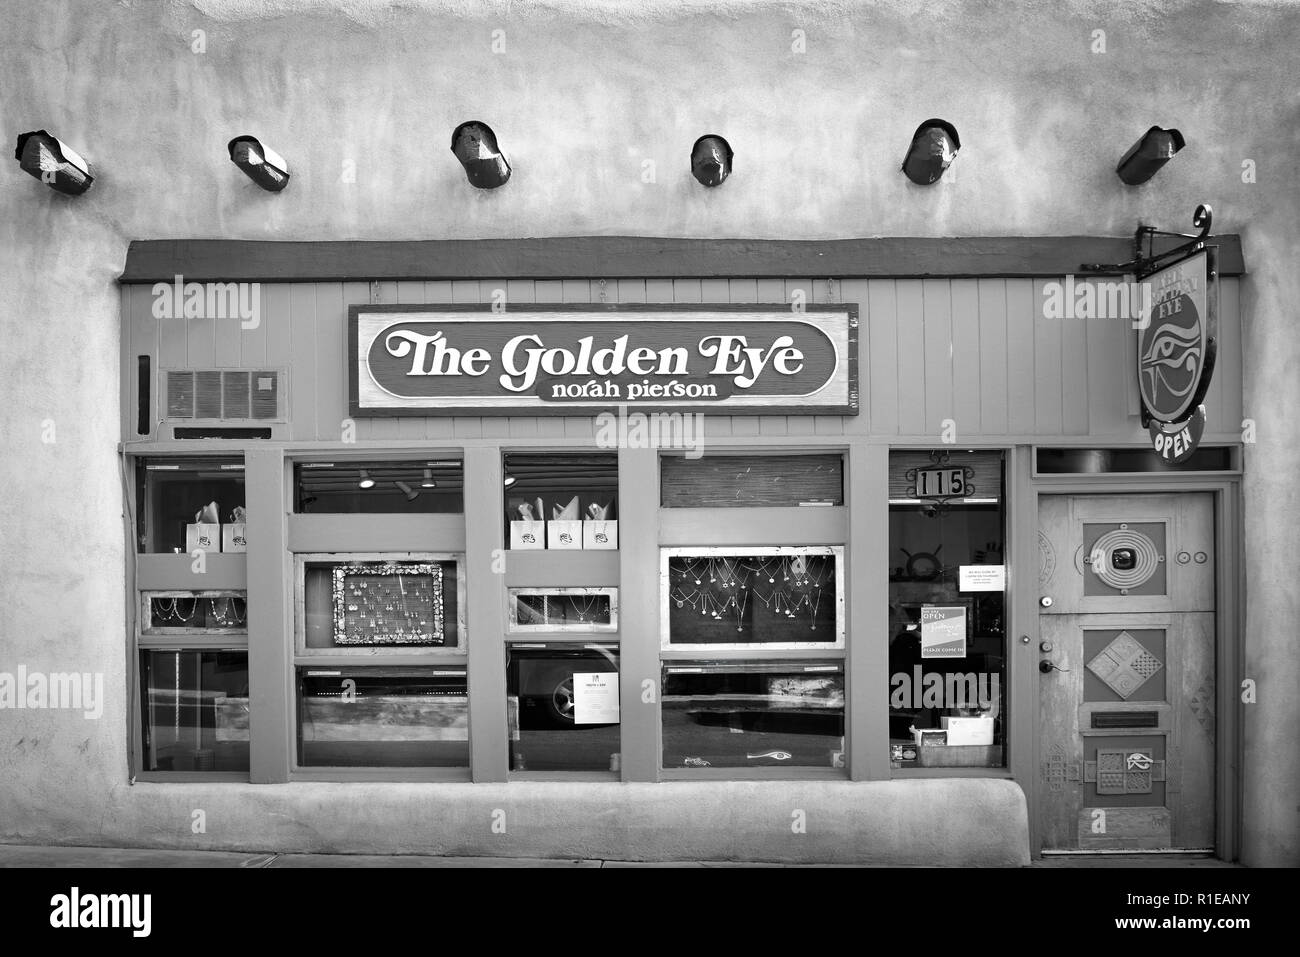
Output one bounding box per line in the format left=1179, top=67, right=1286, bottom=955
left=142, top=591, right=247, bottom=634
left=294, top=459, right=463, bottom=513
left=503, top=452, right=618, bottom=550
left=134, top=456, right=244, bottom=554
left=298, top=555, right=464, bottom=653
left=661, top=546, right=845, bottom=651
left=662, top=661, right=845, bottom=769
left=507, top=644, right=620, bottom=772
left=507, top=587, right=617, bottom=633
left=139, top=650, right=249, bottom=772
left=297, top=668, right=469, bottom=768
left=887, top=451, right=1006, bottom=769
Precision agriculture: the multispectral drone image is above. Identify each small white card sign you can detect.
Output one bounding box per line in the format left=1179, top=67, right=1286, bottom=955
left=959, top=564, right=1006, bottom=592
left=573, top=672, right=620, bottom=724
left=921, top=606, right=967, bottom=659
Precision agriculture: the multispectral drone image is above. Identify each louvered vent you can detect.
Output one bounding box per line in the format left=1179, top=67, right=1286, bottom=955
left=165, top=370, right=281, bottom=420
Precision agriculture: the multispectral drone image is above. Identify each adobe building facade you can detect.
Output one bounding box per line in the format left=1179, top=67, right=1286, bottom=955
left=0, top=0, right=1297, bottom=866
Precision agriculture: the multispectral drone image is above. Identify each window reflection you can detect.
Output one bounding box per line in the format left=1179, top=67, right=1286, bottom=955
left=140, top=650, right=249, bottom=772
left=507, top=644, right=620, bottom=772
left=663, top=662, right=845, bottom=769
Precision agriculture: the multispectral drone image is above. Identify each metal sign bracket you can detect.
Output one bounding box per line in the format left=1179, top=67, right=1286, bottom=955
left=1080, top=204, right=1215, bottom=277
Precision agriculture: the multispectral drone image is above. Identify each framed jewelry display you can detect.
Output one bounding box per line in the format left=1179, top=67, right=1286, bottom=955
left=506, top=587, right=618, bottom=634
left=295, top=552, right=466, bottom=655
left=142, top=590, right=249, bottom=635
left=332, top=562, right=444, bottom=645
left=660, top=545, right=845, bottom=651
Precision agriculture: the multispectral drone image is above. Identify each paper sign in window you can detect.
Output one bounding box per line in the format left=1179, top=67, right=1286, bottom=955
left=921, top=606, right=967, bottom=659
left=573, top=672, right=620, bottom=724
left=959, top=565, right=1005, bottom=592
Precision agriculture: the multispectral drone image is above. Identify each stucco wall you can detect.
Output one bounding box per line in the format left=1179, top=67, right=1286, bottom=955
left=1, top=0, right=1297, bottom=864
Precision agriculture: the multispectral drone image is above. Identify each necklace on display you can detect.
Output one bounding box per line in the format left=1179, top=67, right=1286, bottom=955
left=734, top=587, right=749, bottom=631
left=671, top=587, right=699, bottom=609
left=172, top=597, right=198, bottom=624
left=570, top=593, right=599, bottom=623
left=210, top=596, right=247, bottom=627
left=809, top=588, right=822, bottom=630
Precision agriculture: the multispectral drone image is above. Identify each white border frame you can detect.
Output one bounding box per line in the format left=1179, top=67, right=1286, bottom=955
left=660, top=545, right=846, bottom=651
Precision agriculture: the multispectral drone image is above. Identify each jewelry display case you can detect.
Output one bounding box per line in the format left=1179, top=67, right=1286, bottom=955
left=660, top=546, right=845, bottom=651
left=142, top=591, right=248, bottom=634
left=506, top=587, right=617, bottom=634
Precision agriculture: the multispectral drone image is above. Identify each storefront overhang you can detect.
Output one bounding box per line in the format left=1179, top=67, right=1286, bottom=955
left=118, top=235, right=1246, bottom=285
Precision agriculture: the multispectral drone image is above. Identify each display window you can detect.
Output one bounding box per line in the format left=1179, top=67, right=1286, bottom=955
left=142, top=590, right=247, bottom=635
left=139, top=650, right=249, bottom=772
left=506, top=643, right=620, bottom=772
left=507, top=587, right=617, bottom=633
left=503, top=452, right=618, bottom=550
left=297, top=667, right=469, bottom=768
left=662, top=661, right=845, bottom=769
left=296, top=553, right=465, bottom=655
left=887, top=451, right=1007, bottom=769
left=294, top=459, right=463, bottom=513
left=660, top=546, right=845, bottom=651
left=134, top=456, right=244, bottom=554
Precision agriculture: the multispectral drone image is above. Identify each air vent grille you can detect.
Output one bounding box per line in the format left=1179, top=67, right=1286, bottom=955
left=164, top=370, right=281, bottom=421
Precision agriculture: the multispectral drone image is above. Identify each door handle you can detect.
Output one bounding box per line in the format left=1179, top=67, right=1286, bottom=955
left=1039, top=660, right=1070, bottom=674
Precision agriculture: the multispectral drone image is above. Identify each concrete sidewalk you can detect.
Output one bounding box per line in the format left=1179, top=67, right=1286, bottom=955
left=0, top=844, right=1237, bottom=868
left=0, top=844, right=865, bottom=868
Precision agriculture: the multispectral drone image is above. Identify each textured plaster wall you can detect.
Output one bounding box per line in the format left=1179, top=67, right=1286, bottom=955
left=0, top=0, right=1296, bottom=864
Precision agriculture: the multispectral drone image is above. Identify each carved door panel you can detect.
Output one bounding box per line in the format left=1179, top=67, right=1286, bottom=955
left=1037, top=494, right=1215, bottom=851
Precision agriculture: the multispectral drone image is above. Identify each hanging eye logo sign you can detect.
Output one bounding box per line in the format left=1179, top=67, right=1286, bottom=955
left=1136, top=250, right=1217, bottom=464
left=350, top=304, right=859, bottom=416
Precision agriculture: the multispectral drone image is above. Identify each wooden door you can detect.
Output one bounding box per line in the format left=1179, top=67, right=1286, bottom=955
left=1037, top=494, right=1216, bottom=851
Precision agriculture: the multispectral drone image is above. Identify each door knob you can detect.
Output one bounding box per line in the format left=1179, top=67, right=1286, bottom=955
left=1039, top=596, right=1054, bottom=608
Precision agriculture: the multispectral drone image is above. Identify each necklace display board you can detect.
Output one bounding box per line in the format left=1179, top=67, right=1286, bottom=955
left=660, top=546, right=845, bottom=651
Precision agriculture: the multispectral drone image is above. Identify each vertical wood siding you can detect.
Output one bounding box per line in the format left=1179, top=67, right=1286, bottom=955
left=124, top=276, right=1244, bottom=444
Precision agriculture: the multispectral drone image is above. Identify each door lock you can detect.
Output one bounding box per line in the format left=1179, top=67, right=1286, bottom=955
left=1039, top=640, right=1054, bottom=653
left=1039, top=596, right=1054, bottom=608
